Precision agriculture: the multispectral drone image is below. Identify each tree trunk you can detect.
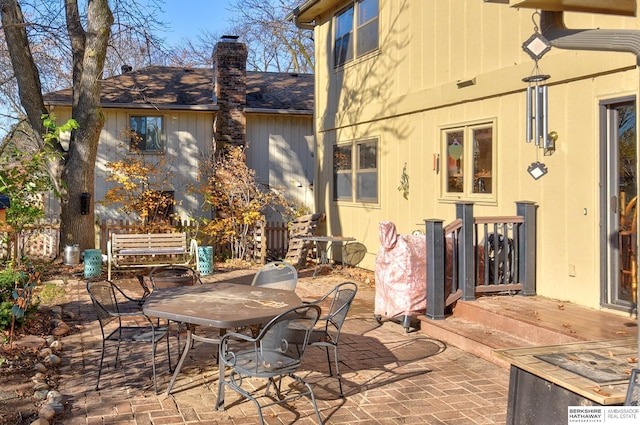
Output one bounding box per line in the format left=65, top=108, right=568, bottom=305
left=58, top=0, right=113, bottom=251
left=1, top=0, right=113, bottom=254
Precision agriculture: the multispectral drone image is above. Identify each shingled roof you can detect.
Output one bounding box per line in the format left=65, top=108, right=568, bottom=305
left=43, top=66, right=314, bottom=113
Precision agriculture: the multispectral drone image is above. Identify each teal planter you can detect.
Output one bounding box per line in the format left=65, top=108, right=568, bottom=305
left=84, top=249, right=102, bottom=278
left=198, top=246, right=213, bottom=276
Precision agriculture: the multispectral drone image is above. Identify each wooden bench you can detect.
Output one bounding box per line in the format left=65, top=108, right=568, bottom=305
left=107, top=232, right=197, bottom=280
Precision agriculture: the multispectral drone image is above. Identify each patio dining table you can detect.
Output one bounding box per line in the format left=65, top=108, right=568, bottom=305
left=142, top=282, right=302, bottom=406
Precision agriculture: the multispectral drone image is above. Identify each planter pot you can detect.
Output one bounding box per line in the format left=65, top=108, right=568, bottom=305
left=197, top=246, right=214, bottom=276
left=84, top=249, right=102, bottom=278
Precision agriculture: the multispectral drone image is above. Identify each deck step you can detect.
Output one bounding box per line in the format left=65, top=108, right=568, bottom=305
left=453, top=299, right=583, bottom=346
left=416, top=298, right=588, bottom=369
left=417, top=315, right=534, bottom=369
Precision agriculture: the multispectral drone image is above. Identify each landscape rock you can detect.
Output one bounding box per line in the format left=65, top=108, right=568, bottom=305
left=34, top=382, right=49, bottom=392
left=52, top=321, right=70, bottom=336
left=46, top=390, right=62, bottom=404
left=32, top=372, right=47, bottom=383
left=33, top=390, right=49, bottom=400
left=30, top=418, right=49, bottom=425
left=38, top=403, right=55, bottom=421
left=49, top=340, right=62, bottom=351
left=46, top=354, right=61, bottom=366
left=34, top=363, right=47, bottom=373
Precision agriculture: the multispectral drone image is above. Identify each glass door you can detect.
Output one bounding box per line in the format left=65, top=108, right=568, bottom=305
left=602, top=98, right=637, bottom=309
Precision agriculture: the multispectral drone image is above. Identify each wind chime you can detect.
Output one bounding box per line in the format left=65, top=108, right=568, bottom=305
left=522, top=12, right=557, bottom=179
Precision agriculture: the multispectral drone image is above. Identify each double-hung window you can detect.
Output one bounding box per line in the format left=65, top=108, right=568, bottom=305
left=442, top=121, right=495, bottom=201
left=334, top=0, right=379, bottom=68
left=333, top=139, right=378, bottom=203
left=129, top=115, right=164, bottom=153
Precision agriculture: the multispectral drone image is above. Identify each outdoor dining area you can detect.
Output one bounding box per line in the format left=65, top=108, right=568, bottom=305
left=85, top=262, right=359, bottom=424
left=44, top=259, right=515, bottom=425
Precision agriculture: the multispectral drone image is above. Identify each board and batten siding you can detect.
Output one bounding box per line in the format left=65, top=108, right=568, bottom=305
left=51, top=107, right=214, bottom=221
left=246, top=114, right=315, bottom=221
left=95, top=109, right=214, bottom=221
left=310, top=1, right=640, bottom=309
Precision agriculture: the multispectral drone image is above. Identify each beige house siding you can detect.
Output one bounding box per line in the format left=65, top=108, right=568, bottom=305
left=52, top=107, right=214, bottom=221
left=246, top=114, right=315, bottom=219
left=309, top=1, right=640, bottom=310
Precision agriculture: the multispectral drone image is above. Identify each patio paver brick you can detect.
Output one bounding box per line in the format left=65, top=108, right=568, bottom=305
left=54, top=268, right=509, bottom=424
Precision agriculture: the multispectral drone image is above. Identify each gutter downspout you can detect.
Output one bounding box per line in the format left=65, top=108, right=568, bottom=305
left=540, top=10, right=640, bottom=61
left=541, top=10, right=640, bottom=361
left=288, top=0, right=321, bottom=30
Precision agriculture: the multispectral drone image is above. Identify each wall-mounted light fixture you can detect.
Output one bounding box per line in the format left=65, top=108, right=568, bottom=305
left=545, top=130, right=558, bottom=155
left=527, top=161, right=548, bottom=180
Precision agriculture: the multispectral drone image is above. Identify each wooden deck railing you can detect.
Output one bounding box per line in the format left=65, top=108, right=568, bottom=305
left=425, top=201, right=537, bottom=320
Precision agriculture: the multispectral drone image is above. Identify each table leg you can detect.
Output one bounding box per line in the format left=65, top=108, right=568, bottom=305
left=313, top=240, right=331, bottom=277
left=215, top=328, right=228, bottom=411
left=166, top=324, right=194, bottom=395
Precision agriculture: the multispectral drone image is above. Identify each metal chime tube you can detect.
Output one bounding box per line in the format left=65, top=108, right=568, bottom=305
left=542, top=85, right=549, bottom=149
left=534, top=84, right=540, bottom=146
left=526, top=86, right=532, bottom=142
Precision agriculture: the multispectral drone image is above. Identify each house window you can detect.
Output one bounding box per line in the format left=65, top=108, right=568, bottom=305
left=129, top=115, right=163, bottom=152
left=334, top=0, right=379, bottom=68
left=333, top=139, right=378, bottom=203
left=443, top=122, right=494, bottom=200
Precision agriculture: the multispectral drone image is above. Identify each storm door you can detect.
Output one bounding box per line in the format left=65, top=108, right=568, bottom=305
left=601, top=97, right=637, bottom=310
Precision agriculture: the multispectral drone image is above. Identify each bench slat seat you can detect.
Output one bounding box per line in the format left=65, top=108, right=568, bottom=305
left=107, top=232, right=197, bottom=279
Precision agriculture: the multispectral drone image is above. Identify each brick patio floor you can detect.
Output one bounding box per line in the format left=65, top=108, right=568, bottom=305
left=55, top=268, right=509, bottom=424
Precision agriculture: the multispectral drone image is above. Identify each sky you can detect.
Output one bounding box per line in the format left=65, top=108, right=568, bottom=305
left=159, top=0, right=236, bottom=45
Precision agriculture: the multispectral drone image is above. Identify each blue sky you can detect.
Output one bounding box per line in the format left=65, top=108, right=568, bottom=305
left=159, top=0, right=235, bottom=45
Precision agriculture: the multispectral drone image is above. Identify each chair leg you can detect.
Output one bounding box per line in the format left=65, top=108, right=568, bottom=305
left=96, top=340, right=106, bottom=390
left=324, top=346, right=332, bottom=376
left=332, top=345, right=344, bottom=397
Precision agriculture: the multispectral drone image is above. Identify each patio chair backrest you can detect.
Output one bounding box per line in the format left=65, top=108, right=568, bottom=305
left=221, top=304, right=321, bottom=377
left=251, top=261, right=298, bottom=291
left=326, top=282, right=357, bottom=328
left=86, top=280, right=120, bottom=328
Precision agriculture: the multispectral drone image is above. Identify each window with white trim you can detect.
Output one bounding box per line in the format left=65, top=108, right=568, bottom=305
left=442, top=122, right=495, bottom=200
left=129, top=115, right=164, bottom=153
left=334, top=0, right=379, bottom=68
left=333, top=139, right=378, bottom=203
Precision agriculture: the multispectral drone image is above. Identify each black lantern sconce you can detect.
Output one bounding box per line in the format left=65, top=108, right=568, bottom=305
left=80, top=192, right=91, bottom=215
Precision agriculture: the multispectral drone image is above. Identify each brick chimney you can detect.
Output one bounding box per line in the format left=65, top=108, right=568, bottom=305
left=213, top=35, right=248, bottom=151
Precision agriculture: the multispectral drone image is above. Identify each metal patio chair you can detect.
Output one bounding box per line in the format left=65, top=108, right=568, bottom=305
left=251, top=261, right=298, bottom=291
left=305, top=281, right=358, bottom=397
left=86, top=280, right=171, bottom=394
left=216, top=304, right=323, bottom=424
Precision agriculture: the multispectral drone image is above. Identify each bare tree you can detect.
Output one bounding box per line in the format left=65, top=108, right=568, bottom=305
left=228, top=0, right=313, bottom=73
left=0, top=0, right=166, bottom=254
